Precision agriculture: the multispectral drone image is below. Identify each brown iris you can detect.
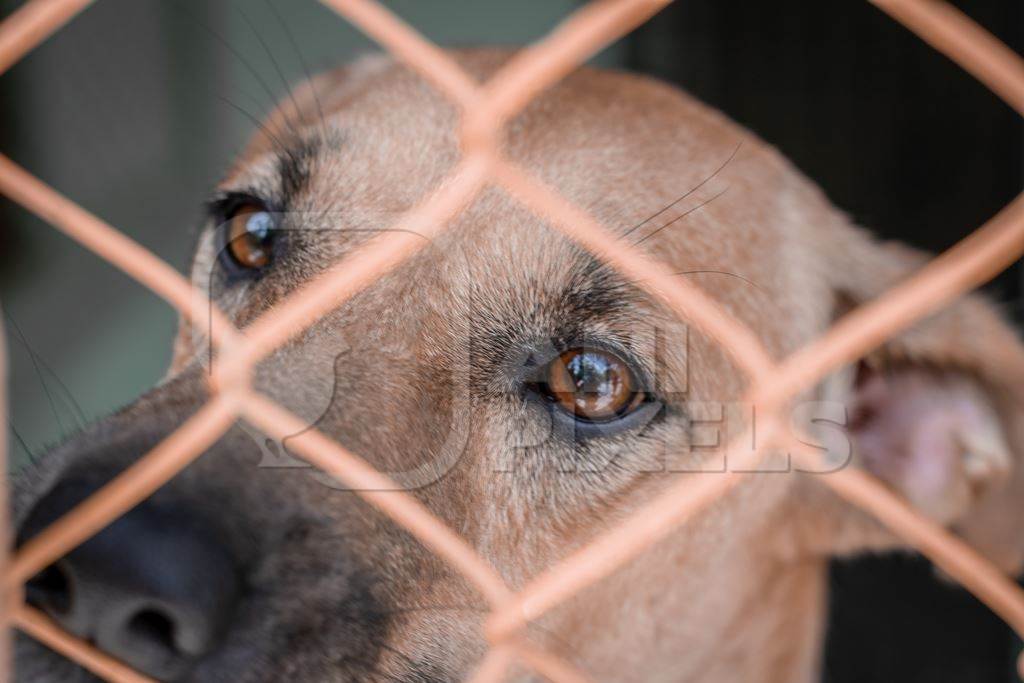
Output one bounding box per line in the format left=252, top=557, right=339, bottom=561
left=542, top=348, right=643, bottom=422
left=224, top=201, right=274, bottom=270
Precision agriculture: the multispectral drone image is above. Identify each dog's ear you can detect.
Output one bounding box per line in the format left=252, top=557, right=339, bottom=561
left=794, top=230, right=1024, bottom=574
left=844, top=362, right=1011, bottom=526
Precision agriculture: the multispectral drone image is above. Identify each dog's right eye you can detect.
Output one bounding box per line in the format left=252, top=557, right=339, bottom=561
left=537, top=348, right=646, bottom=422
left=216, top=198, right=277, bottom=273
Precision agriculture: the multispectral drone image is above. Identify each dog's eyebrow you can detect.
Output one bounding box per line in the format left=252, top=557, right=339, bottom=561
left=560, top=255, right=635, bottom=321
left=275, top=136, right=322, bottom=209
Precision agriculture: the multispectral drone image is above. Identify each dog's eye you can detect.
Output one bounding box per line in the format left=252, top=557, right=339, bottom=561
left=539, top=348, right=645, bottom=422
left=220, top=199, right=275, bottom=271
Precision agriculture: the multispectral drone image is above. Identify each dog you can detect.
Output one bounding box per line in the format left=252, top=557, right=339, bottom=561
left=12, top=50, right=1024, bottom=683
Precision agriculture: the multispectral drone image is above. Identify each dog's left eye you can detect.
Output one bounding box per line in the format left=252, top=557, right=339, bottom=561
left=217, top=198, right=277, bottom=272
left=538, top=348, right=645, bottom=422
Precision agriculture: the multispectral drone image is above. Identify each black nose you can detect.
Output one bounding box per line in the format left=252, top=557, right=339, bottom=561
left=19, top=478, right=242, bottom=681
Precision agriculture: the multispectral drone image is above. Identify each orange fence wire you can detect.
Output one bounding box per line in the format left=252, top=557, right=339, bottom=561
left=2, top=0, right=1024, bottom=681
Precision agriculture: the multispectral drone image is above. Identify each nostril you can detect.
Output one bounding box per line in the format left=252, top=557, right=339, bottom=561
left=126, top=608, right=179, bottom=655
left=25, top=562, right=73, bottom=617
left=96, top=605, right=197, bottom=681
left=19, top=478, right=243, bottom=679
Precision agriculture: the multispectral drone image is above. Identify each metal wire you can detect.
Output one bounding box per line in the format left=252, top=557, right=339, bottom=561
left=2, top=0, right=1024, bottom=681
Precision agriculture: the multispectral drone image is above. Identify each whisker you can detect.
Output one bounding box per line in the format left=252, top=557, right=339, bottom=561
left=233, top=3, right=309, bottom=141
left=619, top=268, right=767, bottom=305
left=37, top=360, right=86, bottom=426
left=8, top=423, right=36, bottom=464
left=670, top=269, right=766, bottom=295
left=4, top=311, right=87, bottom=426
left=214, top=93, right=294, bottom=161
left=176, top=5, right=302, bottom=143
left=619, top=141, right=741, bottom=241
left=633, top=185, right=730, bottom=246
left=4, top=312, right=73, bottom=436
left=262, top=0, right=331, bottom=143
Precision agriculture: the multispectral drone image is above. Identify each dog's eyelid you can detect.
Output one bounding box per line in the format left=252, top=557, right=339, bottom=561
left=517, top=337, right=652, bottom=384
left=205, top=190, right=280, bottom=223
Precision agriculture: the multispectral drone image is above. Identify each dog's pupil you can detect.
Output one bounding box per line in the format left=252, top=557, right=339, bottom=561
left=547, top=349, right=638, bottom=421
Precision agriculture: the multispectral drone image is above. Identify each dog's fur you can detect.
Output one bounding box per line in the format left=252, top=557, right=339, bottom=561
left=14, top=51, right=1024, bottom=682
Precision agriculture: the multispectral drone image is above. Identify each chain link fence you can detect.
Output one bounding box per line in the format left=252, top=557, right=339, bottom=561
left=1, top=0, right=1024, bottom=681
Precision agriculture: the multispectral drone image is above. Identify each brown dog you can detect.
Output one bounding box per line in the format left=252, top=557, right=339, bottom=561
left=13, top=50, right=1024, bottom=682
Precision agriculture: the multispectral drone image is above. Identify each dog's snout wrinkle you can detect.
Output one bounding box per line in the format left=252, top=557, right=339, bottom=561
left=19, top=478, right=243, bottom=681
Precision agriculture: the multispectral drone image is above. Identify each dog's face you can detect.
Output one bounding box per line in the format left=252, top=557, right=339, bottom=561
left=14, top=51, right=1024, bottom=683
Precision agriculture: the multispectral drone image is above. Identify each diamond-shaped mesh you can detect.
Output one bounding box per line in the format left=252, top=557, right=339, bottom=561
left=1, top=1, right=1024, bottom=681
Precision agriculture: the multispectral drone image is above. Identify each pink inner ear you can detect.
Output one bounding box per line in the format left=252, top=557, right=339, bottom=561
left=850, top=365, right=1011, bottom=523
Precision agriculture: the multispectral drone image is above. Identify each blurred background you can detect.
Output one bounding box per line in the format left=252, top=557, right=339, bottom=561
left=0, top=1, right=1021, bottom=680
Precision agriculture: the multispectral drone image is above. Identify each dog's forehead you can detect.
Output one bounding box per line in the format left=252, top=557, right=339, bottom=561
left=226, top=49, right=752, bottom=232
left=213, top=50, right=816, bottom=363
